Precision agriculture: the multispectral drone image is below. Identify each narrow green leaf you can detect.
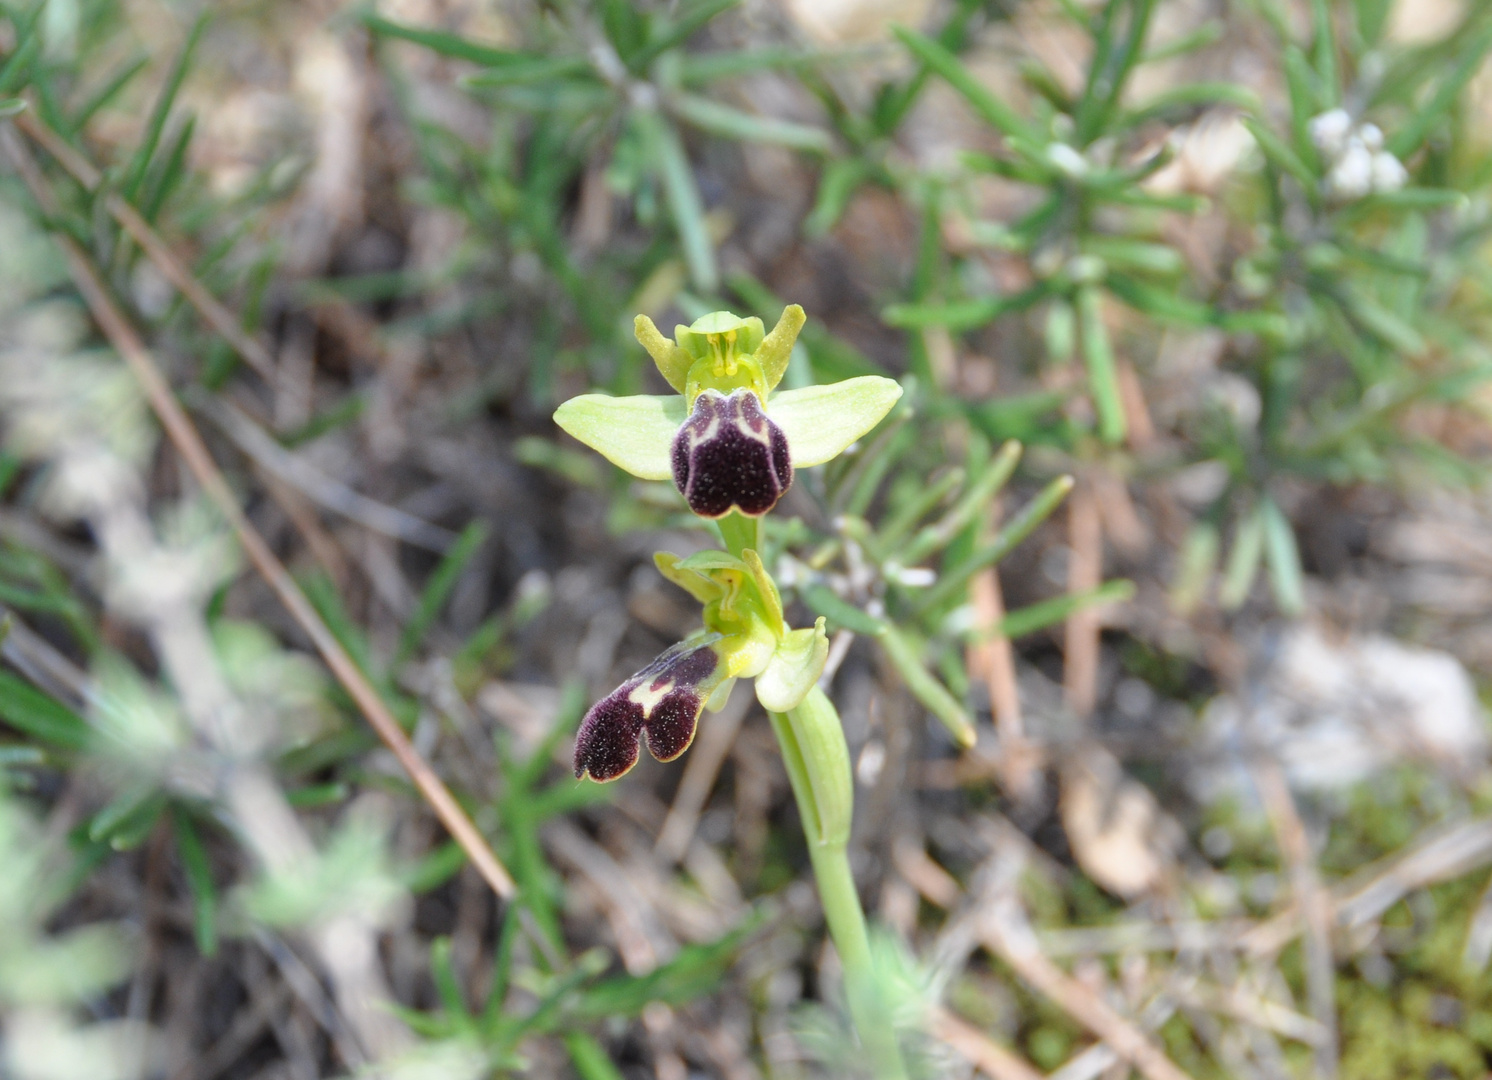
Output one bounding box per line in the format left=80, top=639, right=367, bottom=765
left=903, top=440, right=1022, bottom=564
left=172, top=809, right=218, bottom=956
left=66, top=54, right=149, bottom=134
left=1077, top=287, right=1127, bottom=446
left=878, top=623, right=973, bottom=747
left=1076, top=0, right=1157, bottom=144
left=1140, top=20, right=1223, bottom=64
left=430, top=937, right=472, bottom=1022
left=632, top=0, right=739, bottom=70
left=0, top=14, right=42, bottom=98
left=891, top=26, right=1036, bottom=141
left=642, top=112, right=717, bottom=292
left=0, top=97, right=24, bottom=117
left=142, top=113, right=195, bottom=223
left=461, top=57, right=595, bottom=87
left=916, top=475, right=1075, bottom=613
left=1220, top=505, right=1266, bottom=609
left=1282, top=46, right=1322, bottom=169
left=1387, top=19, right=1492, bottom=157
left=806, top=157, right=874, bottom=236
left=406, top=840, right=467, bottom=894
left=0, top=671, right=90, bottom=750
left=396, top=521, right=490, bottom=666
left=1309, top=0, right=1339, bottom=107
left=1081, top=236, right=1184, bottom=276
left=1170, top=521, right=1219, bottom=616
left=802, top=583, right=885, bottom=636
left=1338, top=288, right=1426, bottom=355
left=1121, top=82, right=1261, bottom=127
left=883, top=285, right=1048, bottom=331
left=679, top=47, right=825, bottom=85
left=121, top=13, right=206, bottom=203
left=88, top=786, right=165, bottom=847
left=1242, top=117, right=1318, bottom=190
left=1261, top=497, right=1305, bottom=616
left=362, top=13, right=537, bottom=67
left=671, top=92, right=831, bottom=152
left=566, top=1033, right=626, bottom=1080
left=971, top=579, right=1135, bottom=641
left=879, top=468, right=965, bottom=549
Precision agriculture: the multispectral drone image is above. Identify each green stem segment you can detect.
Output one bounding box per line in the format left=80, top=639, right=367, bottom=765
left=718, top=511, right=762, bottom=558
left=769, top=687, right=908, bottom=1080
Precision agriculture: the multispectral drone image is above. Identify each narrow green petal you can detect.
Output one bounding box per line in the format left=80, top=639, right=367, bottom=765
left=553, top=394, right=684, bottom=480
left=755, top=617, right=829, bottom=713
left=635, top=315, right=690, bottom=393
left=768, top=376, right=904, bottom=467
left=757, top=304, right=806, bottom=391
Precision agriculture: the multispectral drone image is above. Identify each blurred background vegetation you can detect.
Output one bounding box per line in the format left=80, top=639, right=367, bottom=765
left=4, top=0, right=1492, bottom=1077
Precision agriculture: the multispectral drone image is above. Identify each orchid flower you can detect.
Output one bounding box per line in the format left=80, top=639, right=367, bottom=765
left=555, top=306, right=901, bottom=781
left=554, top=306, right=903, bottom=519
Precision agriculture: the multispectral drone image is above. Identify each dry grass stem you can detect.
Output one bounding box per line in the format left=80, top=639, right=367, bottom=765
left=1063, top=479, right=1103, bottom=717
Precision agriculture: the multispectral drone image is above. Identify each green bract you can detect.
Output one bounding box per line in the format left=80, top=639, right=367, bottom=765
left=656, top=548, right=829, bottom=714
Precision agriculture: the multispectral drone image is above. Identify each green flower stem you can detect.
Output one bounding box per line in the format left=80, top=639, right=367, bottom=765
left=769, top=687, right=908, bottom=1080
left=717, top=511, right=762, bottom=558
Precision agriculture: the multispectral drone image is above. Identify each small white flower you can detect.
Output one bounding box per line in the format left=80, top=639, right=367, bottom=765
left=1370, top=151, right=1408, bottom=193
left=1326, top=142, right=1375, bottom=200
left=1308, top=108, right=1353, bottom=159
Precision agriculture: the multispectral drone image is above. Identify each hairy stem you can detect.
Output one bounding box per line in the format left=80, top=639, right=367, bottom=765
left=769, top=688, right=908, bottom=1080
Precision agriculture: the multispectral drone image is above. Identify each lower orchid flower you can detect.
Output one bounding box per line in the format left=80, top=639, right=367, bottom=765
left=572, top=548, right=829, bottom=782
left=554, top=306, right=903, bottom=518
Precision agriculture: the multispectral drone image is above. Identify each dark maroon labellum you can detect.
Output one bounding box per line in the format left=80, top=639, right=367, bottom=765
left=573, top=641, right=722, bottom=782
left=671, top=389, right=792, bottom=518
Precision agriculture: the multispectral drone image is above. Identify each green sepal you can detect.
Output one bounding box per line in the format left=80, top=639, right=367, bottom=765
left=757, top=304, right=806, bottom=392
left=756, top=617, right=829, bottom=713
left=654, top=551, right=725, bottom=604
left=768, top=377, right=904, bottom=467
left=635, top=315, right=690, bottom=393
left=552, top=393, right=684, bottom=480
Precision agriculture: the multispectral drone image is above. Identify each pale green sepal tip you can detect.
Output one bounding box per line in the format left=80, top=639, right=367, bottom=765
left=705, top=677, right=737, bottom=713
left=768, top=376, right=904, bottom=467
left=634, top=315, right=689, bottom=393
left=758, top=304, right=806, bottom=392
left=552, top=393, right=684, bottom=481
left=755, top=617, right=829, bottom=713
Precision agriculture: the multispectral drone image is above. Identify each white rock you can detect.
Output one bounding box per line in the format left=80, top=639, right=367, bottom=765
left=1195, top=625, right=1489, bottom=799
